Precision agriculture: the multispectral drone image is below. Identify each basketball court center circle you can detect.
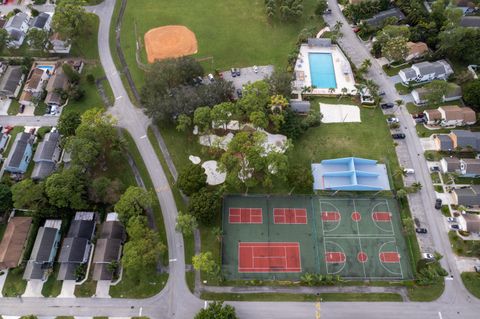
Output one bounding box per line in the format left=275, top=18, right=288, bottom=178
left=351, top=211, right=361, bottom=222
left=357, top=251, right=368, bottom=263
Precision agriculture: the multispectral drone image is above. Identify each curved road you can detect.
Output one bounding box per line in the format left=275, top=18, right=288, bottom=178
left=0, top=0, right=478, bottom=318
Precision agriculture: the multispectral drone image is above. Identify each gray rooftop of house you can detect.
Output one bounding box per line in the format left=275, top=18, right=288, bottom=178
left=307, top=38, right=331, bottom=47
left=8, top=29, right=24, bottom=41
left=364, top=8, right=405, bottom=27
left=0, top=66, right=23, bottom=94
left=451, top=130, right=480, bottom=150
left=99, top=221, right=125, bottom=241
left=66, top=220, right=95, bottom=239
left=436, top=135, right=453, bottom=150
left=33, top=131, right=60, bottom=162
left=400, top=67, right=416, bottom=79
left=31, top=161, right=55, bottom=180
left=460, top=16, right=480, bottom=28
left=58, top=237, right=89, bottom=264
left=29, top=227, right=58, bottom=262
left=6, top=132, right=33, bottom=169
left=414, top=61, right=447, bottom=76
left=31, top=12, right=49, bottom=29
left=290, top=100, right=311, bottom=113
left=7, top=12, right=29, bottom=30
left=57, top=262, right=78, bottom=281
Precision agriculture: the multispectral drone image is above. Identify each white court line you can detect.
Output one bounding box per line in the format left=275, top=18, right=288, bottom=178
left=394, top=243, right=404, bottom=279
left=378, top=240, right=403, bottom=276
left=324, top=241, right=346, bottom=275
left=319, top=201, right=342, bottom=233
left=385, top=199, right=395, bottom=234
left=370, top=202, right=394, bottom=233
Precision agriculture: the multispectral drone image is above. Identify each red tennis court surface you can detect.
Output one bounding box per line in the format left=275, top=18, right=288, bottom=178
left=274, top=208, right=307, bottom=224
left=379, top=252, right=401, bottom=263
left=238, top=242, right=301, bottom=273
left=325, top=251, right=346, bottom=263
left=229, top=208, right=263, bottom=224
left=373, top=212, right=392, bottom=222
left=321, top=211, right=341, bottom=222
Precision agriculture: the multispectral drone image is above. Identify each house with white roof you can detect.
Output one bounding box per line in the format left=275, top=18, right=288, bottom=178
left=4, top=12, right=30, bottom=48
left=398, top=60, right=453, bottom=84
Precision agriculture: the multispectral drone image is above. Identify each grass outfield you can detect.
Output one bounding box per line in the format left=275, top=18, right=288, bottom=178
left=118, top=0, right=322, bottom=87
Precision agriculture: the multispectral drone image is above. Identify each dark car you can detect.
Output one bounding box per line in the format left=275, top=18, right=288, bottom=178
left=235, top=68, right=241, bottom=76
left=392, top=133, right=406, bottom=139
left=236, top=88, right=243, bottom=98
left=325, top=8, right=332, bottom=14
left=379, top=91, right=386, bottom=96
left=412, top=113, right=425, bottom=119
left=435, top=198, right=442, bottom=209
left=230, top=68, right=236, bottom=77
left=416, top=228, right=428, bottom=234
left=19, top=104, right=25, bottom=113
left=450, top=224, right=460, bottom=230
left=381, top=103, right=394, bottom=109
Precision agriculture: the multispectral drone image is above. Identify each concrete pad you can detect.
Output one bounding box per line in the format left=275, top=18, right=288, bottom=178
left=420, top=137, right=437, bottom=151
left=0, top=98, right=11, bottom=115
left=455, top=256, right=480, bottom=272
left=189, top=155, right=201, bottom=164
left=320, top=103, right=361, bottom=123
left=95, top=280, right=111, bottom=298
left=436, top=192, right=454, bottom=205
left=220, top=65, right=274, bottom=91
left=202, top=160, right=226, bottom=185
left=0, top=269, right=9, bottom=297
left=23, top=279, right=45, bottom=297
left=58, top=280, right=76, bottom=298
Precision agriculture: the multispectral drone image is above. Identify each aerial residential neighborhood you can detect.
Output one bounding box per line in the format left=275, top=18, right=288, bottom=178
left=0, top=0, right=479, bottom=319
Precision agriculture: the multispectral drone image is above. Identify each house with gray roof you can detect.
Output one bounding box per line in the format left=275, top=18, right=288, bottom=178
left=23, top=221, right=62, bottom=280
left=450, top=130, right=480, bottom=151
left=57, top=212, right=96, bottom=281
left=0, top=133, right=9, bottom=153
left=29, top=12, right=51, bottom=31
left=290, top=100, right=311, bottom=114
left=363, top=8, right=405, bottom=27
left=412, top=83, right=462, bottom=106
left=4, top=132, right=34, bottom=174
left=458, top=213, right=480, bottom=233
left=31, top=131, right=61, bottom=180
left=440, top=157, right=480, bottom=177
left=398, top=60, right=453, bottom=84
left=460, top=16, right=480, bottom=28
left=433, top=134, right=454, bottom=151
left=92, top=218, right=125, bottom=281
left=4, top=12, right=30, bottom=48
left=0, top=66, right=24, bottom=98
left=44, top=68, right=68, bottom=106
left=453, top=185, right=480, bottom=207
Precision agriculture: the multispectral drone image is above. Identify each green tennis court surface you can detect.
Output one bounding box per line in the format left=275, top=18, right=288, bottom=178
left=222, top=195, right=413, bottom=280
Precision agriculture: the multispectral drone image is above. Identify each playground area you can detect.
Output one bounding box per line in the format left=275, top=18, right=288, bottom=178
left=222, top=195, right=413, bottom=281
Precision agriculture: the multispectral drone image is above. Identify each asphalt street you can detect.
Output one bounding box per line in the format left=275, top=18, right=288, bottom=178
left=0, top=0, right=478, bottom=318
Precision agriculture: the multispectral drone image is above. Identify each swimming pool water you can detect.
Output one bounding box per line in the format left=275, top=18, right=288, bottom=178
left=38, top=65, right=54, bottom=72
left=308, top=53, right=337, bottom=89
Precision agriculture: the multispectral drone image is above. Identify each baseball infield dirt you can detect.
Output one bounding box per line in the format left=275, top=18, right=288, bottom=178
left=144, top=25, right=198, bottom=63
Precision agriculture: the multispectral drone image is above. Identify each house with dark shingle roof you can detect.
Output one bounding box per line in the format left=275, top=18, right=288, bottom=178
left=92, top=218, right=125, bottom=281
left=4, top=132, right=34, bottom=174
left=440, top=157, right=480, bottom=177
left=0, top=217, right=33, bottom=270
left=29, top=12, right=51, bottom=31
left=399, top=60, right=453, bottom=83
left=44, top=68, right=68, bottom=106
left=460, top=16, right=480, bottom=28
left=31, top=131, right=61, bottom=180
left=57, top=212, right=96, bottom=281
left=4, top=12, right=30, bottom=48
left=0, top=66, right=24, bottom=98
left=459, top=213, right=480, bottom=233
left=453, top=185, right=480, bottom=207
left=363, top=8, right=405, bottom=27
left=450, top=130, right=480, bottom=151
left=433, top=134, right=454, bottom=151
left=23, top=220, right=62, bottom=280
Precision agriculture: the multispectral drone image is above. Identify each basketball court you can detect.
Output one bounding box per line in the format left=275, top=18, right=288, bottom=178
left=222, top=195, right=412, bottom=281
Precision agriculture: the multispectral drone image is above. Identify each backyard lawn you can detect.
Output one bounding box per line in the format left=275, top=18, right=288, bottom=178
left=461, top=272, right=480, bottom=299
left=117, top=0, right=322, bottom=87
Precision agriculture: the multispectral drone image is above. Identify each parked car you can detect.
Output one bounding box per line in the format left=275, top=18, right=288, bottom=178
left=474, top=265, right=480, bottom=273
left=208, top=73, right=215, bottom=82
left=235, top=68, right=241, bottom=76
left=404, top=168, right=414, bottom=174
left=421, top=253, right=435, bottom=260
left=450, top=224, right=460, bottom=230
left=379, top=91, right=386, bottom=96
left=392, top=133, right=406, bottom=139
left=19, top=104, right=25, bottom=113
left=381, top=103, right=394, bottom=109
left=447, top=217, right=457, bottom=223
left=435, top=198, right=442, bottom=209
left=412, top=113, right=425, bottom=119
left=387, top=117, right=399, bottom=124
left=416, top=228, right=428, bottom=234
left=230, top=68, right=236, bottom=77
left=430, top=166, right=440, bottom=172
left=415, top=117, right=426, bottom=124
left=253, top=65, right=258, bottom=73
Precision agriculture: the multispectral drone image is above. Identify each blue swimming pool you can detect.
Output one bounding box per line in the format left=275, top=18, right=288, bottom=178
left=37, top=65, right=54, bottom=72
left=308, top=53, right=337, bottom=89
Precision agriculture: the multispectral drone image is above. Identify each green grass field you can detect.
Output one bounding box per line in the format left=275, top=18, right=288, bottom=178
left=119, top=0, right=322, bottom=87
left=221, top=195, right=412, bottom=281
left=461, top=272, right=480, bottom=299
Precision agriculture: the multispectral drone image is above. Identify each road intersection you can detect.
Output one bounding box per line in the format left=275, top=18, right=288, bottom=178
left=0, top=0, right=478, bottom=318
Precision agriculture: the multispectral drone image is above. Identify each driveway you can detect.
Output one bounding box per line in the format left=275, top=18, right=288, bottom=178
left=419, top=137, right=437, bottom=151
left=23, top=280, right=44, bottom=297
left=95, top=281, right=111, bottom=298
left=0, top=99, right=11, bottom=115
left=0, top=269, right=9, bottom=296
left=220, top=65, right=274, bottom=92
left=58, top=281, right=76, bottom=298
left=455, top=256, right=480, bottom=272
left=389, top=75, right=402, bottom=84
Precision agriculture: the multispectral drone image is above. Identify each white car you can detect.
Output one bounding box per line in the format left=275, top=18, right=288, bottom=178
left=447, top=217, right=457, bottom=223
left=404, top=168, right=415, bottom=174
left=421, top=253, right=435, bottom=260
left=386, top=117, right=399, bottom=124
left=253, top=65, right=258, bottom=73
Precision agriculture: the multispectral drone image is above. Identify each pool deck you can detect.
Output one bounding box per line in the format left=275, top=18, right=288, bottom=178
left=293, top=43, right=356, bottom=96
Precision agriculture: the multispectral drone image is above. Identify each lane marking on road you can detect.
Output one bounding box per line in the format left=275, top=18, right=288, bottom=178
left=445, top=277, right=453, bottom=281
left=438, top=311, right=442, bottom=319
left=140, top=135, right=147, bottom=139
left=116, top=96, right=123, bottom=100
left=169, top=258, right=177, bottom=263
left=139, top=307, right=143, bottom=317
left=204, top=301, right=208, bottom=309
left=315, top=302, right=320, bottom=319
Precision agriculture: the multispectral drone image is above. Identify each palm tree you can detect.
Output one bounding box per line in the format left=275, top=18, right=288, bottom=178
left=338, top=87, right=348, bottom=101
left=361, top=59, right=372, bottom=70
left=328, top=87, right=335, bottom=95
left=212, top=227, right=223, bottom=242
left=394, top=167, right=407, bottom=178
left=334, top=21, right=344, bottom=32
left=396, top=188, right=407, bottom=199
left=410, top=182, right=423, bottom=193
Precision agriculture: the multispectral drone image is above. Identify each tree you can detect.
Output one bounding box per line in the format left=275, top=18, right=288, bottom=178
left=51, top=0, right=88, bottom=41
left=212, top=226, right=223, bottom=242
left=0, top=183, right=12, bottom=214
left=210, top=102, right=235, bottom=129
left=114, top=186, right=153, bottom=224
left=192, top=251, right=219, bottom=275
left=438, top=27, right=480, bottom=64
left=396, top=188, right=408, bottom=199
left=0, top=29, right=9, bottom=52
left=194, top=301, right=238, bottom=319
left=409, top=182, right=423, bottom=193
left=463, top=80, right=480, bottom=109
left=250, top=111, right=269, bottom=129
left=287, top=165, right=313, bottom=193
left=122, top=216, right=166, bottom=279
left=58, top=111, right=81, bottom=137
left=11, top=179, right=47, bottom=210
left=177, top=163, right=207, bottom=196
left=266, top=70, right=292, bottom=97
left=237, top=81, right=270, bottom=116
left=314, top=0, right=328, bottom=16
left=176, top=114, right=192, bottom=132
left=376, top=25, right=410, bottom=47
left=188, top=188, right=221, bottom=225
left=62, top=64, right=80, bottom=83
left=175, top=212, right=198, bottom=236
left=45, top=166, right=88, bottom=210
left=26, top=28, right=49, bottom=51
left=424, top=80, right=449, bottom=108
left=89, top=176, right=122, bottom=204
left=193, top=106, right=212, bottom=133
left=382, top=36, right=408, bottom=63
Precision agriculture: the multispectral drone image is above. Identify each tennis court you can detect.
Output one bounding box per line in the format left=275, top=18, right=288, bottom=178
left=222, top=195, right=412, bottom=281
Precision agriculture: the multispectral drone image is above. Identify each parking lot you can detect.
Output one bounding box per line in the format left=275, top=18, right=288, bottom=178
left=220, top=65, right=274, bottom=93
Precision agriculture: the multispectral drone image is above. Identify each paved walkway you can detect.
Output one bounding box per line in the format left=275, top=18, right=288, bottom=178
left=23, top=280, right=44, bottom=297
left=58, top=281, right=76, bottom=298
